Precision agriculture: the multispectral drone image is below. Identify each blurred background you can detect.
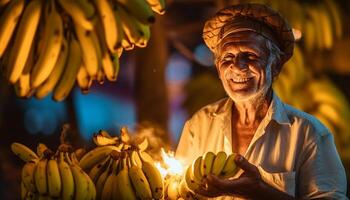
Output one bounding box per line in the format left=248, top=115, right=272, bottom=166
left=1, top=0, right=350, bottom=198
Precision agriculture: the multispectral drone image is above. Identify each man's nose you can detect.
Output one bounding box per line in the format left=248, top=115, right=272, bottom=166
left=230, top=55, right=248, bottom=71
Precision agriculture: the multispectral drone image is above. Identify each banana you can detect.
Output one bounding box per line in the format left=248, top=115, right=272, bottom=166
left=201, top=151, right=215, bottom=177
left=146, top=0, right=166, bottom=15
left=77, top=0, right=96, bottom=19
left=34, top=158, right=48, bottom=195
left=128, top=153, right=152, bottom=199
left=324, top=0, right=343, bottom=39
left=179, top=178, right=195, bottom=200
left=57, top=0, right=94, bottom=30
left=136, top=137, right=149, bottom=151
left=79, top=145, right=123, bottom=170
left=318, top=4, right=334, bottom=49
left=88, top=155, right=111, bottom=183
left=101, top=159, right=118, bottom=200
left=96, top=69, right=105, bottom=84
left=317, top=102, right=347, bottom=129
left=47, top=157, right=61, bottom=197
left=211, top=151, right=227, bottom=176
left=185, top=164, right=201, bottom=193
left=192, top=156, right=204, bottom=182
left=118, top=0, right=155, bottom=24
left=95, top=158, right=114, bottom=198
left=52, top=36, right=82, bottom=101
left=11, top=142, right=39, bottom=162
left=139, top=152, right=163, bottom=199
left=0, top=0, right=25, bottom=58
left=117, top=5, right=145, bottom=45
left=115, top=155, right=137, bottom=200
left=130, top=150, right=143, bottom=167
left=35, top=37, right=69, bottom=99
left=21, top=181, right=27, bottom=200
left=74, top=22, right=99, bottom=78
left=120, top=126, right=131, bottom=143
left=14, top=42, right=35, bottom=98
left=76, top=64, right=92, bottom=93
left=57, top=152, right=74, bottom=200
left=113, top=8, right=126, bottom=51
left=93, top=0, right=119, bottom=53
left=220, top=153, right=238, bottom=179
left=6, top=0, right=42, bottom=84
left=21, top=160, right=37, bottom=193
left=69, top=160, right=90, bottom=200
left=303, top=17, right=316, bottom=52
left=36, top=143, right=49, bottom=159
left=31, top=1, right=63, bottom=88
left=167, top=176, right=181, bottom=200
left=92, top=132, right=118, bottom=146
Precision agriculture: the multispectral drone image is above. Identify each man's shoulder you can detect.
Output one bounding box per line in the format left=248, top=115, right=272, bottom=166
left=283, top=103, right=331, bottom=138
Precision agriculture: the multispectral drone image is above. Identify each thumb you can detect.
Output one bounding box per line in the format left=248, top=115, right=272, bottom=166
left=234, top=154, right=259, bottom=176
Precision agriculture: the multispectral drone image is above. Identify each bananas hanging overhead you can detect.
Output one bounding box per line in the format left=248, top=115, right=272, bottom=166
left=0, top=0, right=166, bottom=101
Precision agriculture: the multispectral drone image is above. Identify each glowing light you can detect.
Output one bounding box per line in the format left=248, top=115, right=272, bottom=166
left=155, top=148, right=184, bottom=178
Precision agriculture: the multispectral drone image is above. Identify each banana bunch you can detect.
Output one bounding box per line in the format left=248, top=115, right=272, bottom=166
left=11, top=142, right=96, bottom=200
left=0, top=0, right=166, bottom=101
left=79, top=127, right=164, bottom=199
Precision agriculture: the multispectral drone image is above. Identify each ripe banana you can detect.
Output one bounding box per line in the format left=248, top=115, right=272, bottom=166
left=324, top=0, right=343, bottom=39
left=79, top=145, right=123, bottom=170
left=118, top=0, right=155, bottom=24
left=34, top=158, right=48, bottom=195
left=136, top=137, right=149, bottom=151
left=146, top=0, right=166, bottom=15
left=92, top=132, right=118, bottom=146
left=21, top=160, right=37, bottom=192
left=76, top=64, right=92, bottom=93
left=89, top=156, right=111, bottom=183
left=167, top=176, right=181, bottom=200
left=74, top=22, right=99, bottom=78
left=118, top=6, right=146, bottom=45
left=57, top=0, right=94, bottom=30
left=0, top=0, right=25, bottom=58
left=35, top=38, right=69, bottom=99
left=47, top=157, right=62, bottom=197
left=93, top=0, right=118, bottom=53
left=201, top=151, right=215, bottom=177
left=185, top=164, right=201, bottom=193
left=11, top=142, right=39, bottom=162
left=95, top=158, right=114, bottom=198
left=31, top=1, right=63, bottom=88
left=211, top=151, right=227, bottom=176
left=70, top=161, right=90, bottom=200
left=116, top=156, right=137, bottom=200
left=140, top=153, right=164, bottom=199
left=120, top=126, right=131, bottom=143
left=220, top=153, right=238, bottom=178
left=128, top=154, right=152, bottom=199
left=192, top=156, right=204, bottom=182
left=101, top=159, right=118, bottom=200
left=130, top=150, right=143, bottom=167
left=57, top=152, right=74, bottom=200
left=6, top=0, right=42, bottom=84
left=52, top=36, right=82, bottom=101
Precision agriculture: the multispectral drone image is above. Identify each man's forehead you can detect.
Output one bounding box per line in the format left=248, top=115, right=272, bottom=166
left=218, top=31, right=268, bottom=53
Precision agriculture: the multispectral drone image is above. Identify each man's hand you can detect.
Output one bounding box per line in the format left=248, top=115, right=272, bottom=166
left=195, top=154, right=295, bottom=200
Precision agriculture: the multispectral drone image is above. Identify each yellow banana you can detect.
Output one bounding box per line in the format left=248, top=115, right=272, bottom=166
left=118, top=0, right=155, bottom=24
left=130, top=150, right=143, bottom=167
left=21, top=160, right=37, bottom=193
left=178, top=178, right=194, bottom=200
left=192, top=156, right=204, bottom=182
left=0, top=0, right=25, bottom=57
left=57, top=0, right=94, bottom=30
left=88, top=155, right=111, bottom=183
left=115, top=155, right=137, bottom=200
left=11, top=142, right=39, bottom=162
left=35, top=37, right=69, bottom=99
left=47, top=158, right=61, bottom=197
left=14, top=42, right=35, bottom=98
left=95, top=158, right=113, bottom=198
left=31, top=1, right=63, bottom=88
left=92, top=132, right=118, bottom=146
left=76, top=64, right=92, bottom=93
left=101, top=159, right=118, bottom=200
left=211, top=151, right=227, bottom=176
left=57, top=152, right=74, bottom=200
left=52, top=36, right=82, bottom=101
left=185, top=164, right=201, bottom=193
left=140, top=152, right=163, bottom=199
left=94, top=0, right=119, bottom=53
left=318, top=4, right=334, bottom=49
left=96, top=68, right=105, bottom=85
left=146, top=0, right=166, bottom=15
left=74, top=22, right=99, bottom=78
left=69, top=161, right=90, bottom=200
left=79, top=145, right=122, bottom=170
left=36, top=143, right=49, bottom=159
left=324, top=0, right=343, bottom=39
left=308, top=6, right=324, bottom=49
left=120, top=126, right=131, bottom=143
left=303, top=17, right=316, bottom=52
left=77, top=0, right=96, bottom=19
left=128, top=154, right=152, bottom=199
left=136, top=137, right=149, bottom=151
left=6, top=0, right=42, bottom=84
left=201, top=151, right=215, bottom=177
left=34, top=158, right=48, bottom=195
left=118, top=6, right=146, bottom=45
left=167, top=176, right=181, bottom=200
left=220, top=153, right=238, bottom=179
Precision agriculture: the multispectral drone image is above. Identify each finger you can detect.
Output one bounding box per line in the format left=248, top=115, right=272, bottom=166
left=234, top=154, right=259, bottom=176
left=195, top=186, right=219, bottom=198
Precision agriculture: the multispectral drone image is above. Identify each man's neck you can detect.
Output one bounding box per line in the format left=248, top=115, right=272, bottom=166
left=232, top=89, right=273, bottom=126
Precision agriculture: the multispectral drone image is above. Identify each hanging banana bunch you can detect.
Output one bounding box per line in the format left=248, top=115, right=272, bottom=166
left=0, top=0, right=166, bottom=101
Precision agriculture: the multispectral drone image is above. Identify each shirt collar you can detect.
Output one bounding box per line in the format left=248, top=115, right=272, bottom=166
left=212, top=92, right=291, bottom=126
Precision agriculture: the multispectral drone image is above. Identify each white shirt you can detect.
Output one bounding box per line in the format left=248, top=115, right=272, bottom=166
left=175, top=93, right=347, bottom=199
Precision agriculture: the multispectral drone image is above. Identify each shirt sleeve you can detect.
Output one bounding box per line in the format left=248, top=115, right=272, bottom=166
left=297, top=133, right=348, bottom=199
left=175, top=120, right=197, bottom=167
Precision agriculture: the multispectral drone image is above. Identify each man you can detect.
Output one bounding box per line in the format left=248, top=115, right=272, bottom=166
left=175, top=3, right=347, bottom=200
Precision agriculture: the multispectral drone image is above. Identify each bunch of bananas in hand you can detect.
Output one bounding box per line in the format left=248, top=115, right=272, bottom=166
left=79, top=127, right=164, bottom=200
left=11, top=142, right=96, bottom=200
left=0, top=0, right=165, bottom=101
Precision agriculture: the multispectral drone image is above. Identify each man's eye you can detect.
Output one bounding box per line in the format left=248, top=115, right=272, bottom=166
left=222, top=55, right=234, bottom=61
left=247, top=54, right=258, bottom=60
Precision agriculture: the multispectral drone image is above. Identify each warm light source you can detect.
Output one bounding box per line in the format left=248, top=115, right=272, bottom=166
left=155, top=148, right=184, bottom=178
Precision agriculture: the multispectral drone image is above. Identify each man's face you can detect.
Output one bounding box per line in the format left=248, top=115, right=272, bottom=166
left=215, top=31, right=273, bottom=102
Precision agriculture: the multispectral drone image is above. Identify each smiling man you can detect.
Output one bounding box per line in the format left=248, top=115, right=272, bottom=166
left=175, top=3, right=347, bottom=200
